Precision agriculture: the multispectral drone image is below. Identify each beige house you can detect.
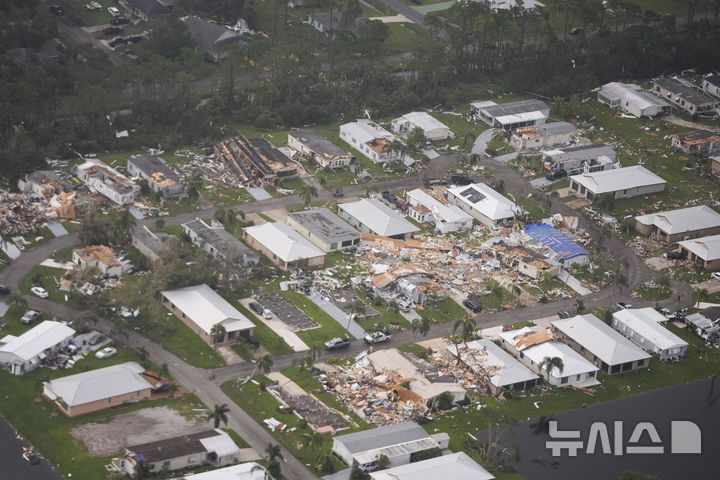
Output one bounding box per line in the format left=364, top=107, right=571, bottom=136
left=243, top=221, right=326, bottom=270
left=161, top=284, right=255, bottom=347
left=509, top=122, right=579, bottom=150
left=43, top=362, right=153, bottom=417
left=286, top=208, right=360, bottom=253
left=72, top=245, right=123, bottom=277
left=677, top=234, right=720, bottom=271
left=635, top=206, right=720, bottom=244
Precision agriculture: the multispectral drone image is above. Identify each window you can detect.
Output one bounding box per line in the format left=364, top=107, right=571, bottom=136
left=561, top=377, right=568, bottom=384
left=108, top=397, right=112, bottom=403
left=576, top=374, right=581, bottom=381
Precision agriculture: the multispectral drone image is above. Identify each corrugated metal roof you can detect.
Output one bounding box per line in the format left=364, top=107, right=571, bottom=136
left=335, top=422, right=430, bottom=454
left=0, top=321, right=75, bottom=362
left=244, top=221, right=325, bottom=262
left=370, top=452, right=495, bottom=480
left=44, top=362, right=152, bottom=406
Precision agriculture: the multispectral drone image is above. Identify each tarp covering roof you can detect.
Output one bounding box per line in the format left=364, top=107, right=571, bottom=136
left=524, top=223, right=589, bottom=260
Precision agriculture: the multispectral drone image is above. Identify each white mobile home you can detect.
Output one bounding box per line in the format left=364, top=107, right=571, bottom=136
left=569, top=165, right=666, bottom=201
left=611, top=308, right=688, bottom=361
left=390, top=112, right=454, bottom=141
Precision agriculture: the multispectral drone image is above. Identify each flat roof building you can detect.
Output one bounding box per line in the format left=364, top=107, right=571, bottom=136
left=169, top=463, right=266, bottom=480
left=131, top=225, right=176, bottom=262
left=332, top=422, right=449, bottom=472
left=390, top=112, right=454, bottom=142
left=338, top=198, right=420, bottom=239
left=243, top=221, right=326, bottom=270
left=161, top=284, right=255, bottom=347
left=72, top=158, right=137, bottom=205
left=445, top=183, right=519, bottom=227
left=447, top=339, right=539, bottom=395
left=370, top=451, right=495, bottom=480
left=471, top=99, right=550, bottom=131
left=286, top=207, right=361, bottom=252
left=73, top=245, right=123, bottom=277
left=215, top=135, right=297, bottom=187
left=702, top=74, right=720, bottom=98
left=43, top=362, right=153, bottom=417
left=677, top=234, right=720, bottom=271
left=510, top=121, right=579, bottom=150
left=287, top=129, right=352, bottom=168
left=552, top=314, right=651, bottom=375
left=635, top=206, right=720, bottom=244
left=611, top=308, right=688, bottom=361
left=569, top=165, right=666, bottom=201
left=0, top=321, right=75, bottom=375
left=651, top=77, right=718, bottom=115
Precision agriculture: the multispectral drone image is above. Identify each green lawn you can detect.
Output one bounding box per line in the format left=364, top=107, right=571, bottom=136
left=202, top=185, right=254, bottom=207
left=417, top=298, right=468, bottom=324
left=421, top=324, right=719, bottom=455
left=229, top=300, right=294, bottom=356
left=145, top=313, right=226, bottom=368
left=0, top=304, right=46, bottom=336
left=222, top=376, right=350, bottom=473
left=18, top=265, right=82, bottom=308
left=315, top=167, right=358, bottom=189
left=0, top=346, right=200, bottom=480
left=384, top=23, right=430, bottom=54
left=282, top=290, right=349, bottom=348
left=397, top=343, right=430, bottom=357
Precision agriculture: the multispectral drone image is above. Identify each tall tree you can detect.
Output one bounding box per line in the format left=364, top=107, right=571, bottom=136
left=211, top=323, right=227, bottom=345
left=538, top=356, right=565, bottom=382
left=258, top=354, right=274, bottom=374
left=298, top=184, right=319, bottom=207
left=206, top=403, right=231, bottom=428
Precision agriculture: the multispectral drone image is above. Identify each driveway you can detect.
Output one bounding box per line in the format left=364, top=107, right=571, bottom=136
left=308, top=289, right=364, bottom=339
left=471, top=129, right=496, bottom=155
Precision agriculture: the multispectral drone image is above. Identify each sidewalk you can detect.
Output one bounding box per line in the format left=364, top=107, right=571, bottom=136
left=308, top=289, right=364, bottom=339
left=557, top=269, right=593, bottom=296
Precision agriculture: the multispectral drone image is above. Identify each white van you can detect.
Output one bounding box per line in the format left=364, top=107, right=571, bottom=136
left=107, top=7, right=120, bottom=17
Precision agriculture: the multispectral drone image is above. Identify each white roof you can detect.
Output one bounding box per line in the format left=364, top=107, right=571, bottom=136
left=678, top=234, right=720, bottom=261
left=613, top=308, right=689, bottom=351
left=495, top=110, right=547, bottom=125
left=44, top=362, right=152, bottom=406
left=499, top=327, right=599, bottom=378
left=447, top=183, right=519, bottom=221
left=370, top=452, right=495, bottom=480
left=244, top=221, right=325, bottom=262
left=447, top=339, right=538, bottom=388
left=406, top=189, right=473, bottom=224
left=600, top=82, right=670, bottom=110
left=0, top=321, right=75, bottom=362
left=199, top=429, right=242, bottom=458
left=161, top=284, right=254, bottom=334
left=171, top=463, right=266, bottom=480
left=339, top=198, right=420, bottom=237
left=635, top=206, right=720, bottom=235
left=552, top=314, right=650, bottom=366
left=340, top=119, right=394, bottom=144
left=394, top=112, right=450, bottom=133
left=570, top=165, right=666, bottom=194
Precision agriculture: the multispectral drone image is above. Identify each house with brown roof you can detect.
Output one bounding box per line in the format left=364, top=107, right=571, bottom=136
left=671, top=130, right=720, bottom=155
left=72, top=245, right=123, bottom=277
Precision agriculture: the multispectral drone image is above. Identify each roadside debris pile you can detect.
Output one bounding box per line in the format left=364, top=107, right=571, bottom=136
left=267, top=383, right=349, bottom=433
left=0, top=191, right=49, bottom=236
left=321, top=349, right=465, bottom=425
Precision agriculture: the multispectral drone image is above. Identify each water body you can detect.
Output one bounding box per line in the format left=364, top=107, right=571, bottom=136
left=0, top=414, right=63, bottom=480
left=511, top=378, right=720, bottom=480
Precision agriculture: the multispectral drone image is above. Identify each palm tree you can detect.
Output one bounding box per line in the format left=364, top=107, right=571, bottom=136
left=541, top=271, right=554, bottom=292
left=187, top=170, right=203, bottom=201
left=615, top=273, right=628, bottom=293
left=299, top=184, right=319, bottom=207
left=411, top=317, right=430, bottom=338
left=538, top=356, right=564, bottom=382
left=453, top=316, right=477, bottom=365
left=206, top=403, right=231, bottom=428
left=258, top=354, right=274, bottom=375
left=266, top=443, right=284, bottom=463
left=575, top=298, right=585, bottom=314
left=210, top=323, right=227, bottom=346
left=692, top=288, right=709, bottom=308
left=302, top=431, right=324, bottom=459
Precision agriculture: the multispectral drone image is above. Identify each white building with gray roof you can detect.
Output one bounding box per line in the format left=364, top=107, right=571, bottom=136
left=445, top=183, right=519, bottom=227
left=286, top=207, right=360, bottom=252
left=510, top=121, right=579, bottom=150
left=471, top=99, right=549, bottom=130
left=390, top=112, right=454, bottom=141
left=338, top=198, right=420, bottom=239
left=611, top=308, right=688, bottom=361
left=651, top=76, right=718, bottom=115
left=0, top=321, right=75, bottom=375
left=182, top=218, right=259, bottom=266
left=544, top=144, right=617, bottom=174
left=243, top=221, right=326, bottom=270
left=287, top=129, right=352, bottom=168
left=552, top=314, right=651, bottom=374
left=569, top=165, right=666, bottom=201
left=332, top=422, right=449, bottom=472
left=370, top=452, right=495, bottom=480
left=635, top=205, right=720, bottom=244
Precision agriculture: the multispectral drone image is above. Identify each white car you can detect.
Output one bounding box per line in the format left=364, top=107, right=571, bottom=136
left=108, top=6, right=120, bottom=16
left=31, top=286, right=49, bottom=298
left=711, top=272, right=720, bottom=281
left=364, top=331, right=392, bottom=345
left=95, top=347, right=117, bottom=359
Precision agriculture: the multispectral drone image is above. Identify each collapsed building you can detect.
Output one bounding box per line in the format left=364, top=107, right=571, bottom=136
left=18, top=171, right=73, bottom=198
left=214, top=135, right=297, bottom=187
left=72, top=158, right=137, bottom=205
left=322, top=348, right=465, bottom=426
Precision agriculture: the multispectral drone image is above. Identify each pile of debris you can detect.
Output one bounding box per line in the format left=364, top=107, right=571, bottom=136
left=0, top=191, right=49, bottom=236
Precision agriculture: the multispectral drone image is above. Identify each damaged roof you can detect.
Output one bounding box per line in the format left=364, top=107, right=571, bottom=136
left=287, top=207, right=360, bottom=244
left=128, top=155, right=182, bottom=187
left=447, top=339, right=538, bottom=388
left=524, top=223, right=589, bottom=260
left=446, top=183, right=518, bottom=221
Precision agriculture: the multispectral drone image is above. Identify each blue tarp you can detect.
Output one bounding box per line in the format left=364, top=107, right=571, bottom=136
left=524, top=223, right=590, bottom=260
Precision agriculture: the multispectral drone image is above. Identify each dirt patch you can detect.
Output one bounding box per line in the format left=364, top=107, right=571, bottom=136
left=71, top=406, right=208, bottom=456
left=646, top=256, right=675, bottom=270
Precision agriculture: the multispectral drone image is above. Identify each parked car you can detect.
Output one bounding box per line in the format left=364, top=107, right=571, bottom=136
left=711, top=272, right=720, bottom=281
left=381, top=191, right=398, bottom=203
left=49, top=5, right=66, bottom=16
left=242, top=334, right=260, bottom=348
left=616, top=302, right=633, bottom=310
left=557, top=310, right=572, bottom=319
left=333, top=188, right=344, bottom=197
left=249, top=302, right=265, bottom=315
left=664, top=251, right=684, bottom=260
left=262, top=309, right=274, bottom=319
left=152, top=381, right=172, bottom=393
left=20, top=310, right=41, bottom=325
left=103, top=26, right=124, bottom=35
left=107, top=7, right=120, bottom=16
left=324, top=337, right=351, bottom=350
left=65, top=358, right=76, bottom=369
left=95, top=347, right=117, bottom=359
left=88, top=333, right=105, bottom=345
left=0, top=284, right=10, bottom=295
left=394, top=199, right=408, bottom=211
left=108, top=36, right=127, bottom=48
left=545, top=169, right=568, bottom=181
left=364, top=331, right=392, bottom=344
left=569, top=27, right=584, bottom=35
left=111, top=17, right=131, bottom=25
left=31, top=286, right=49, bottom=298
left=463, top=299, right=483, bottom=313
left=657, top=307, right=674, bottom=319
